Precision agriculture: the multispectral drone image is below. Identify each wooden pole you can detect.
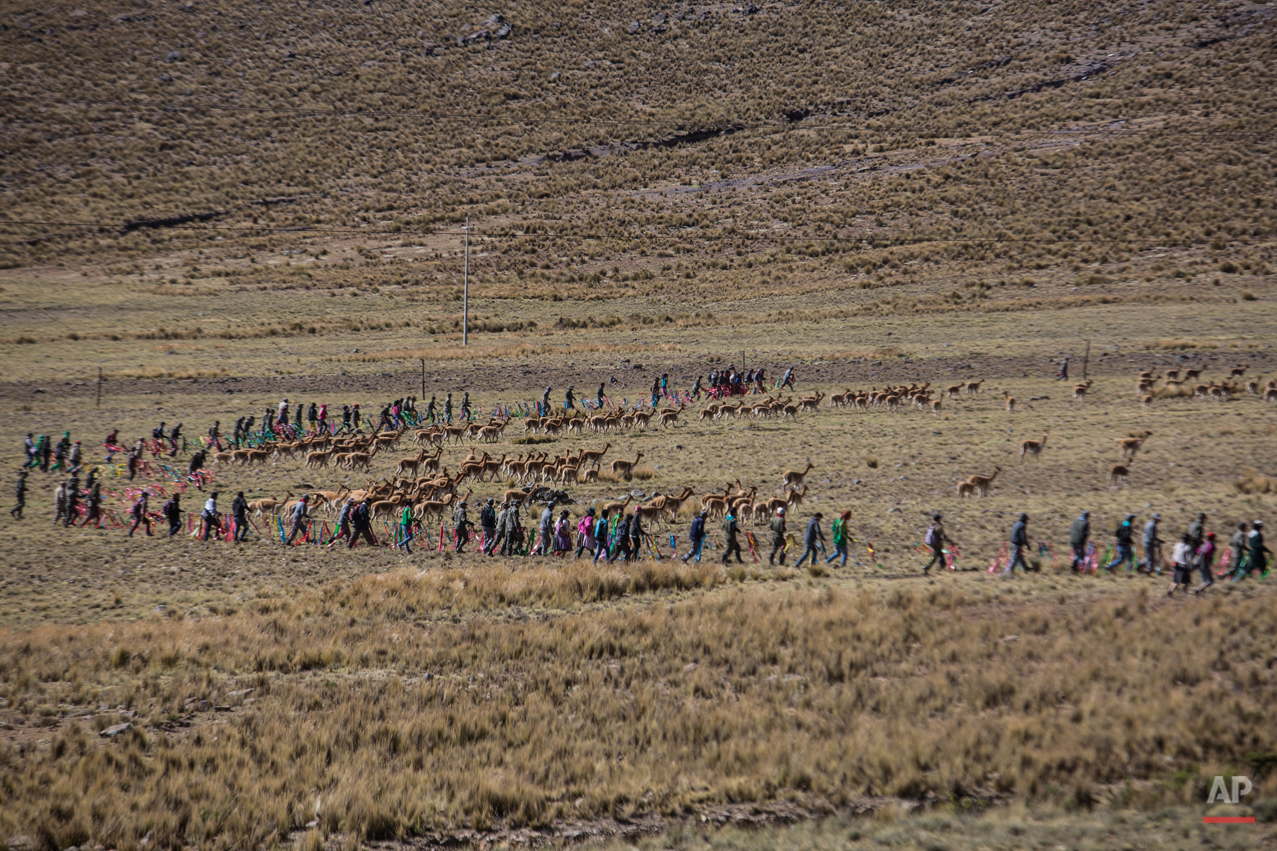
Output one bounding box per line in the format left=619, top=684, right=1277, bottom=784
left=462, top=217, right=469, bottom=347
left=1082, top=340, right=1090, bottom=381
left=96, top=367, right=102, bottom=408
left=420, top=359, right=425, bottom=400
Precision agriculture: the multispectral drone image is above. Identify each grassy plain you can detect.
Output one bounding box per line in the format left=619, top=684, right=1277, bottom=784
left=3, top=0, right=1277, bottom=848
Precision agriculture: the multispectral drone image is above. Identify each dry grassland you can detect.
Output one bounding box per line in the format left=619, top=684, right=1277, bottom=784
left=2, top=0, right=1277, bottom=847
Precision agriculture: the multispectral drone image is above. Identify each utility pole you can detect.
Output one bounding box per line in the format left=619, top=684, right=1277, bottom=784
left=462, top=217, right=470, bottom=347
left=1083, top=339, right=1090, bottom=381
left=96, top=367, right=102, bottom=408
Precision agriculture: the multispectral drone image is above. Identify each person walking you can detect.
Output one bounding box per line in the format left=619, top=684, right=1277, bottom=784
left=68, top=441, right=82, bottom=474
left=541, top=387, right=552, bottom=417
left=348, top=499, right=377, bottom=549
left=536, top=501, right=554, bottom=555
left=826, top=510, right=851, bottom=567
left=285, top=495, right=310, bottom=545
left=576, top=507, right=597, bottom=559
left=1003, top=513, right=1030, bottom=575
left=597, top=383, right=606, bottom=409
left=683, top=510, right=707, bottom=563
left=328, top=498, right=354, bottom=549
left=1194, top=531, right=1218, bottom=595
left=565, top=386, right=577, bottom=410
left=1236, top=520, right=1270, bottom=580
left=163, top=493, right=183, bottom=537
left=629, top=511, right=644, bottom=561
left=1068, top=511, right=1091, bottom=572
left=1168, top=533, right=1194, bottom=595
left=503, top=503, right=524, bottom=556
left=231, top=492, right=249, bottom=542
left=487, top=501, right=509, bottom=556
left=398, top=504, right=415, bottom=554
left=201, top=492, right=220, bottom=542
left=452, top=500, right=470, bottom=552
left=479, top=499, right=497, bottom=553
left=721, top=509, right=744, bottom=564
left=1056, top=357, right=1069, bottom=381
left=1187, top=512, right=1206, bottom=571
left=610, top=513, right=633, bottom=562
left=1106, top=514, right=1137, bottom=572
left=592, top=508, right=611, bottom=562
left=128, top=491, right=153, bottom=537
left=768, top=507, right=787, bottom=566
left=1140, top=513, right=1163, bottom=573
left=795, top=513, right=826, bottom=569
left=781, top=366, right=795, bottom=390
left=650, top=376, right=660, bottom=408
left=554, top=510, right=571, bottom=554
left=80, top=480, right=103, bottom=529
left=922, top=514, right=954, bottom=574
left=10, top=469, right=27, bottom=520
left=1228, top=522, right=1248, bottom=577
left=63, top=475, right=81, bottom=526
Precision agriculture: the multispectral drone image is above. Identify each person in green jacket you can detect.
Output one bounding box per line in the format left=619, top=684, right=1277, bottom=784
left=769, top=507, right=787, bottom=566
left=399, top=504, right=415, bottom=554
left=826, top=510, right=851, bottom=567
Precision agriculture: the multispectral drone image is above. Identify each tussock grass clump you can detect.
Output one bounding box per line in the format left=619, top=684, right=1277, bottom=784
left=1235, top=467, right=1275, bottom=494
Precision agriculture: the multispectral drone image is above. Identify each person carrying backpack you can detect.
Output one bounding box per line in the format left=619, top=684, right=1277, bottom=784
left=1106, top=514, right=1137, bottom=571
left=923, top=514, right=951, bottom=574
left=592, top=509, right=611, bottom=562
left=683, top=510, right=707, bottom=563
left=1068, top=511, right=1091, bottom=572
left=826, top=510, right=851, bottom=566
left=163, top=493, right=183, bottom=537
left=348, top=500, right=377, bottom=549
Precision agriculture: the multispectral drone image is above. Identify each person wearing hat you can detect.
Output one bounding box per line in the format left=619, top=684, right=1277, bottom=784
left=1140, top=513, right=1164, bottom=573
left=795, top=512, right=826, bottom=569
left=565, top=386, right=577, bottom=411
left=923, top=514, right=952, bottom=574
left=480, top=498, right=498, bottom=551
left=1003, top=513, right=1030, bottom=575
left=1194, top=531, right=1218, bottom=595
left=592, top=507, right=611, bottom=562
left=278, top=399, right=290, bottom=427
left=231, top=491, right=249, bottom=542
left=576, top=507, right=597, bottom=559
left=348, top=498, right=376, bottom=549
left=1107, top=514, right=1137, bottom=572
left=1168, top=532, right=1194, bottom=595
left=1068, top=511, right=1091, bottom=572
left=683, top=509, right=708, bottom=563
left=769, top=506, right=787, bottom=566
left=285, top=494, right=310, bottom=545
left=201, top=491, right=220, bottom=541
left=1236, top=520, right=1271, bottom=581
left=541, top=386, right=552, bottom=416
